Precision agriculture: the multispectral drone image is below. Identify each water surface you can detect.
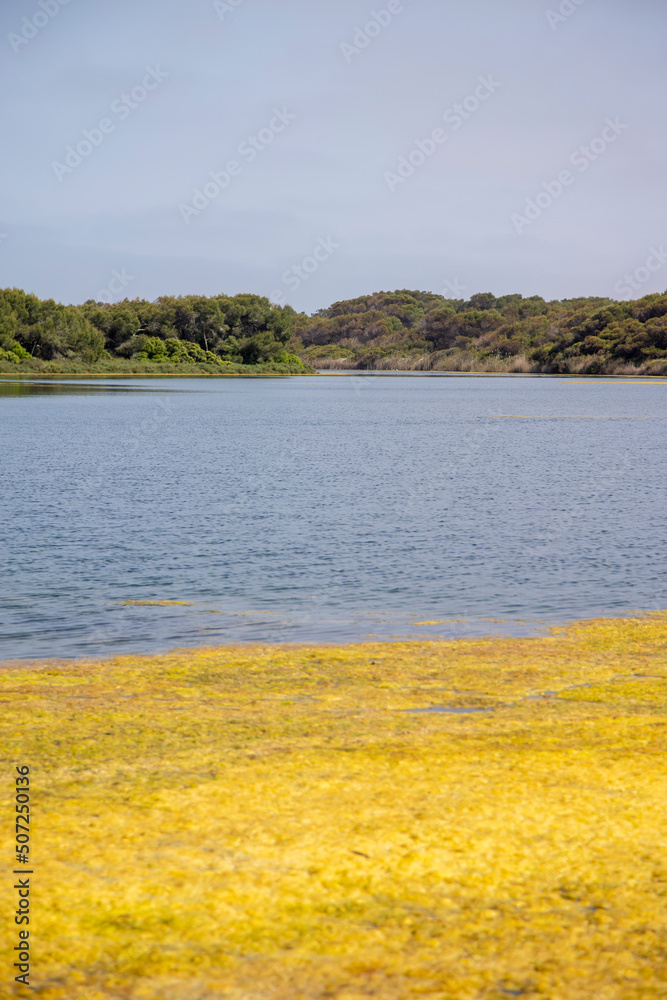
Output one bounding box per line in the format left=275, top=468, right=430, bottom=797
left=1, top=374, right=665, bottom=659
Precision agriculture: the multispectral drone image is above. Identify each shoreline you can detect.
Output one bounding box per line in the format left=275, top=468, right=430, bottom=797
left=2, top=369, right=667, bottom=379
left=3, top=610, right=659, bottom=668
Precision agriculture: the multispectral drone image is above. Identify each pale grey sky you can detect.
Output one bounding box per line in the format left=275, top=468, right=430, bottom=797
left=2, top=0, right=666, bottom=311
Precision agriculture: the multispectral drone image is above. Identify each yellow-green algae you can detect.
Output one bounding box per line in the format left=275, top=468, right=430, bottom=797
left=1, top=614, right=666, bottom=999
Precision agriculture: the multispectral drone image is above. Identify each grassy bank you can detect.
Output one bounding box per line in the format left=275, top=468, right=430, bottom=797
left=0, top=358, right=314, bottom=376
left=2, top=614, right=666, bottom=998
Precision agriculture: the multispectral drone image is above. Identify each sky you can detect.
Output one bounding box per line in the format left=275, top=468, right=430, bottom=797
left=2, top=0, right=666, bottom=313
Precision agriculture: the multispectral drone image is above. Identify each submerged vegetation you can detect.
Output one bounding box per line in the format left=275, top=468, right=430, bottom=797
left=2, top=613, right=666, bottom=998
left=1, top=286, right=667, bottom=375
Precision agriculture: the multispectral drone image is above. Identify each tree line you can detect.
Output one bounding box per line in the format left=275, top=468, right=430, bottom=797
left=297, top=289, right=667, bottom=375
left=1, top=287, right=666, bottom=375
left=0, top=290, right=303, bottom=370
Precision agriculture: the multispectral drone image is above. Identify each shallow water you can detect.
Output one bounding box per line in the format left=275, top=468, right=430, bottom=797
left=1, top=374, right=665, bottom=659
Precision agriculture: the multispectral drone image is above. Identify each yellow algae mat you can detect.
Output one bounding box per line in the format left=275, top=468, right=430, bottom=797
left=2, top=614, right=667, bottom=1000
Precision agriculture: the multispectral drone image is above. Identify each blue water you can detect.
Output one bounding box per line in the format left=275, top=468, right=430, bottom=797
left=1, top=374, right=665, bottom=660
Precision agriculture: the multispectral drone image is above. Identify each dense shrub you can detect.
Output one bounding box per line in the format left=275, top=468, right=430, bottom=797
left=298, top=289, right=667, bottom=374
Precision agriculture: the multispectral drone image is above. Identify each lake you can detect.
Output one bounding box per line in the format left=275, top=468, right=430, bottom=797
left=1, top=373, right=665, bottom=660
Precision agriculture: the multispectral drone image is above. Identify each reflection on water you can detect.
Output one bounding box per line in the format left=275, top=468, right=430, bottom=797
left=1, top=375, right=665, bottom=660
left=0, top=379, right=179, bottom=397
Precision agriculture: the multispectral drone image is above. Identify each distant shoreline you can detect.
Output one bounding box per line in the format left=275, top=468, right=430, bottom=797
left=1, top=369, right=665, bottom=379
left=3, top=287, right=667, bottom=378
